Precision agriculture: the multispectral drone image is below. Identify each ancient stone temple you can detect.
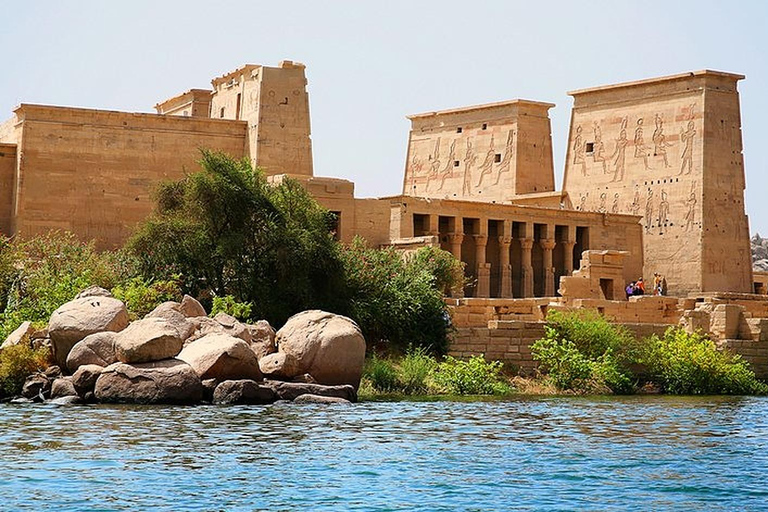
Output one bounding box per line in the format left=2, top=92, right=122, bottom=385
left=0, top=62, right=755, bottom=298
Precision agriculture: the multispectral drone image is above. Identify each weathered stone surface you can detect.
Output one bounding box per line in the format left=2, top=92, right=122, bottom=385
left=212, top=379, right=277, bottom=405
left=76, top=286, right=113, bottom=299
left=114, top=318, right=183, bottom=364
left=177, top=333, right=262, bottom=381
left=50, top=377, right=77, bottom=398
left=22, top=374, right=50, bottom=401
left=94, top=359, right=203, bottom=404
left=72, top=364, right=104, bottom=396
left=1, top=321, right=34, bottom=350
left=213, top=312, right=252, bottom=342
left=187, top=315, right=251, bottom=345
left=145, top=302, right=195, bottom=340
left=264, top=380, right=357, bottom=403
left=66, top=331, right=117, bottom=373
left=201, top=378, right=218, bottom=402
left=293, top=394, right=351, bottom=404
left=262, top=310, right=366, bottom=387
left=48, top=296, right=129, bottom=368
left=248, top=320, right=276, bottom=360
left=180, top=295, right=206, bottom=318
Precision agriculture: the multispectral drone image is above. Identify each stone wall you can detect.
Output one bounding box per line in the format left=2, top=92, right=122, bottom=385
left=10, top=104, right=247, bottom=248
left=0, top=143, right=15, bottom=234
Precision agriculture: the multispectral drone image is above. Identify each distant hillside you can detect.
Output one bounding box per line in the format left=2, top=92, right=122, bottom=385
left=753, top=234, right=768, bottom=272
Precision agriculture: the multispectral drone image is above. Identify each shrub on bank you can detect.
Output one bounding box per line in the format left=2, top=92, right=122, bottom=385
left=431, top=355, right=512, bottom=395
left=0, top=344, right=51, bottom=397
left=644, top=327, right=768, bottom=395
left=111, top=276, right=183, bottom=319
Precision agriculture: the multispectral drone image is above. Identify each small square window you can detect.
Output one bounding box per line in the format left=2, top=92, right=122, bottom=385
left=494, top=153, right=502, bottom=163
left=585, top=142, right=594, bottom=153
left=454, top=160, right=460, bottom=167
left=482, top=123, right=488, bottom=130
left=456, top=127, right=463, bottom=133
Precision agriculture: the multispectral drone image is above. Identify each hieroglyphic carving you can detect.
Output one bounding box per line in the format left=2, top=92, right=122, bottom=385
left=592, top=122, right=608, bottom=173
left=629, top=190, right=641, bottom=216
left=683, top=182, right=697, bottom=231
left=652, top=113, right=672, bottom=168
left=577, top=192, right=588, bottom=211
left=611, top=193, right=620, bottom=214
left=493, top=129, right=516, bottom=185
left=633, top=118, right=652, bottom=170
left=424, top=138, right=441, bottom=190
left=408, top=153, right=423, bottom=192
left=644, top=188, right=654, bottom=233
left=679, top=119, right=696, bottom=175
left=573, top=125, right=587, bottom=176
left=598, top=192, right=607, bottom=213
left=436, top=140, right=457, bottom=191
left=462, top=139, right=477, bottom=196
left=476, top=136, right=495, bottom=187
left=610, top=117, right=628, bottom=182
left=657, top=189, right=669, bottom=234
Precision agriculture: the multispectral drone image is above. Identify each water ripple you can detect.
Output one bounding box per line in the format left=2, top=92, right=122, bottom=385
left=1, top=396, right=768, bottom=510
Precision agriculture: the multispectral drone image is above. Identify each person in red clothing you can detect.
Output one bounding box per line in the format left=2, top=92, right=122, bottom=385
left=636, top=278, right=645, bottom=295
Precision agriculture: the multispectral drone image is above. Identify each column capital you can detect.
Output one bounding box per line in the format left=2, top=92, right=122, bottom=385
left=449, top=233, right=464, bottom=244
left=562, top=240, right=576, bottom=249
left=498, top=236, right=512, bottom=246
left=540, top=238, right=556, bottom=251
left=473, top=234, right=488, bottom=246
left=520, top=238, right=534, bottom=250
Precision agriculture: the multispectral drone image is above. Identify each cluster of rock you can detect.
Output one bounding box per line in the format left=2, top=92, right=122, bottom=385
left=752, top=233, right=768, bottom=272
left=5, top=287, right=366, bottom=406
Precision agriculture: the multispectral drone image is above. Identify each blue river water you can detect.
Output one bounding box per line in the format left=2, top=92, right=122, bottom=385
left=1, top=396, right=767, bottom=511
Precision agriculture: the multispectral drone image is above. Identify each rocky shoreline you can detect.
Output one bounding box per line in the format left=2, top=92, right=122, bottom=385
left=2, top=287, right=366, bottom=406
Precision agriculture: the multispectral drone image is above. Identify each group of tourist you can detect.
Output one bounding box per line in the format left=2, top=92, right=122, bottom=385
left=626, top=273, right=666, bottom=299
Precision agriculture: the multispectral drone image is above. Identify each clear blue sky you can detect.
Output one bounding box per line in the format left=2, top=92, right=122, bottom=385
left=2, top=1, right=767, bottom=232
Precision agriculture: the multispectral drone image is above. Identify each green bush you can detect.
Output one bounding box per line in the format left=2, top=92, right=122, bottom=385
left=431, top=355, right=511, bottom=395
left=644, top=327, right=768, bottom=395
left=210, top=295, right=253, bottom=321
left=363, top=355, right=399, bottom=392
left=0, top=232, right=128, bottom=340
left=398, top=346, right=438, bottom=394
left=342, top=240, right=463, bottom=353
left=0, top=344, right=51, bottom=397
left=111, top=276, right=182, bottom=319
left=532, top=311, right=638, bottom=394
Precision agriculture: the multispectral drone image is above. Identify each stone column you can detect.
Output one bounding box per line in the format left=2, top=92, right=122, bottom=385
left=449, top=233, right=464, bottom=261
left=498, top=236, right=512, bottom=298
left=540, top=239, right=556, bottom=297
left=562, top=240, right=576, bottom=275
left=426, top=214, right=439, bottom=236
left=520, top=238, right=534, bottom=298
left=474, top=234, right=490, bottom=298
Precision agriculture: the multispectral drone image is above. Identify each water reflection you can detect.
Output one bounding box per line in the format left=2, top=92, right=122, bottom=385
left=1, top=396, right=768, bottom=510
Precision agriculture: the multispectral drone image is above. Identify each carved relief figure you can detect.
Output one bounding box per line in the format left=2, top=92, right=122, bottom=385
left=462, top=139, right=477, bottom=196
left=476, top=136, right=496, bottom=187
left=657, top=189, right=669, bottom=234
left=679, top=120, right=696, bottom=176
left=633, top=118, right=652, bottom=170
left=652, top=113, right=672, bottom=168
left=408, top=154, right=423, bottom=193
left=683, top=182, right=697, bottom=231
left=629, top=190, right=641, bottom=216
left=610, top=117, right=629, bottom=182
left=598, top=192, right=607, bottom=213
left=573, top=125, right=587, bottom=176
left=592, top=121, right=608, bottom=173
left=577, top=192, right=588, bottom=211
left=424, top=138, right=441, bottom=190
left=493, top=130, right=516, bottom=185
left=611, top=193, right=620, bottom=214
left=645, top=189, right=654, bottom=233
left=436, top=140, right=457, bottom=191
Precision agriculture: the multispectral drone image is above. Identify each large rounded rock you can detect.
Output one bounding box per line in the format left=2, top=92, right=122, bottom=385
left=248, top=320, right=276, bottom=360
left=1, top=321, right=34, bottom=350
left=180, top=295, right=206, bottom=318
left=177, top=333, right=262, bottom=381
left=114, top=318, right=183, bottom=364
left=145, top=302, right=195, bottom=341
left=48, top=296, right=129, bottom=368
left=72, top=364, right=104, bottom=396
left=264, top=380, right=357, bottom=402
left=212, top=379, right=277, bottom=405
left=94, top=359, right=203, bottom=404
left=50, top=377, right=77, bottom=399
left=260, top=310, right=366, bottom=387
left=66, top=331, right=117, bottom=373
